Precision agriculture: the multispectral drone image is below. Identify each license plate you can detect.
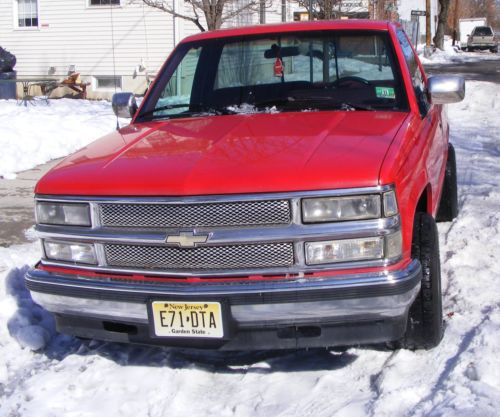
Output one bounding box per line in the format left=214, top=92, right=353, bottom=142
left=150, top=301, right=224, bottom=338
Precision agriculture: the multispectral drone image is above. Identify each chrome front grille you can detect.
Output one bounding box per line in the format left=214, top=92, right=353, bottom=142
left=104, top=243, right=294, bottom=271
left=99, top=200, right=291, bottom=228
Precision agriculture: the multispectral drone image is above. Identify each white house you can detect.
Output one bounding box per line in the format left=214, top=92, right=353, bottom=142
left=0, top=0, right=183, bottom=98
left=0, top=0, right=436, bottom=99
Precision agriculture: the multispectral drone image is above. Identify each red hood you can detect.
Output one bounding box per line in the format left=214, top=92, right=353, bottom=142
left=36, top=111, right=407, bottom=196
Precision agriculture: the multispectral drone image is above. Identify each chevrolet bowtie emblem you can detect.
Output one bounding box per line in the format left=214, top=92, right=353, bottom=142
left=165, top=231, right=209, bottom=248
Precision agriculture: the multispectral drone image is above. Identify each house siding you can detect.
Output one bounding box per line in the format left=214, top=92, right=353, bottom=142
left=1, top=0, right=377, bottom=99
left=0, top=0, right=175, bottom=98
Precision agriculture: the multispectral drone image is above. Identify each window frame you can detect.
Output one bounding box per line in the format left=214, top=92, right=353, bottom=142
left=396, top=28, right=429, bottom=116
left=87, top=0, right=122, bottom=8
left=137, top=30, right=410, bottom=122
left=13, top=0, right=40, bottom=31
left=93, top=75, right=122, bottom=91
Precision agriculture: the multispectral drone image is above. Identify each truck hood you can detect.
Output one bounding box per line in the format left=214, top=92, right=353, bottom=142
left=36, top=111, right=408, bottom=196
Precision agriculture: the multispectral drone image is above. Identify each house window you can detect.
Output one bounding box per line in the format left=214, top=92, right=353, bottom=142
left=89, top=0, right=120, bottom=5
left=95, top=76, right=122, bottom=90
left=16, top=0, right=38, bottom=28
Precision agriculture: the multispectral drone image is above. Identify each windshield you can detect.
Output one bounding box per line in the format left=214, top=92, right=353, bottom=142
left=473, top=27, right=493, bottom=36
left=138, top=30, right=408, bottom=121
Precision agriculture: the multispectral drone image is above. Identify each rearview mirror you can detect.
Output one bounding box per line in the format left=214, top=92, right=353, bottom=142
left=427, top=75, right=465, bottom=104
left=264, top=44, right=300, bottom=58
left=112, top=92, right=138, bottom=118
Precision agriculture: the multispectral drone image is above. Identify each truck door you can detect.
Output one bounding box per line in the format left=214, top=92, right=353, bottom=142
left=396, top=29, right=446, bottom=215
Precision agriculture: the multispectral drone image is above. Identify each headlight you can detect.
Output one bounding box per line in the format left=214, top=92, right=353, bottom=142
left=43, top=240, right=97, bottom=264
left=302, top=195, right=381, bottom=223
left=305, top=232, right=402, bottom=265
left=36, top=202, right=91, bottom=226
left=305, top=237, right=384, bottom=264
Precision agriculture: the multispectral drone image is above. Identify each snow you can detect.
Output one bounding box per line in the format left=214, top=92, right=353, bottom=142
left=417, top=38, right=500, bottom=65
left=0, top=99, right=123, bottom=179
left=1, top=80, right=500, bottom=415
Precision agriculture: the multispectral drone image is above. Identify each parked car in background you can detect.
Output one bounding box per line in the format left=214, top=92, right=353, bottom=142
left=466, top=25, right=497, bottom=52
left=27, top=21, right=465, bottom=351
left=459, top=17, right=487, bottom=49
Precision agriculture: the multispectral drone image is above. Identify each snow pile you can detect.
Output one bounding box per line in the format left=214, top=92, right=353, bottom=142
left=0, top=99, right=120, bottom=179
left=227, top=103, right=279, bottom=114
left=0, top=81, right=500, bottom=416
left=418, top=38, right=500, bottom=65
left=418, top=42, right=461, bottom=64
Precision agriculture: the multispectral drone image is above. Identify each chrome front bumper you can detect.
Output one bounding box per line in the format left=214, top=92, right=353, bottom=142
left=26, top=260, right=421, bottom=327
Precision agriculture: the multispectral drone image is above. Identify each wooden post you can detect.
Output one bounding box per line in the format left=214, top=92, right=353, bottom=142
left=452, top=0, right=459, bottom=45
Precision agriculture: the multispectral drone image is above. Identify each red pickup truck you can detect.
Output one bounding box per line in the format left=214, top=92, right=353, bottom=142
left=27, top=20, right=464, bottom=350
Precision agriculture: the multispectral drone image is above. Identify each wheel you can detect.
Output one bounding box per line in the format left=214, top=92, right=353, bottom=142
left=436, top=143, right=458, bottom=222
left=332, top=76, right=371, bottom=87
left=395, top=213, right=444, bottom=350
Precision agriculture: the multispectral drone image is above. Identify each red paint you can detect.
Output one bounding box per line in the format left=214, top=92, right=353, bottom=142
left=35, top=21, right=450, bottom=280
left=37, top=259, right=409, bottom=284
left=36, top=111, right=407, bottom=196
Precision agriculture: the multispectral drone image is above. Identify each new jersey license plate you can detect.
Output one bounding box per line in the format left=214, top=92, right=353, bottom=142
left=150, top=301, right=224, bottom=338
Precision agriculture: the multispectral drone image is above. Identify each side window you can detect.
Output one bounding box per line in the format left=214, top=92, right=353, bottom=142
left=397, top=29, right=429, bottom=115
left=154, top=47, right=201, bottom=115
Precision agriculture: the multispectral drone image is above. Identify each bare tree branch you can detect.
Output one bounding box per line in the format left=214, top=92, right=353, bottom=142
left=139, top=0, right=206, bottom=31
left=135, top=0, right=273, bottom=32
left=295, top=0, right=344, bottom=20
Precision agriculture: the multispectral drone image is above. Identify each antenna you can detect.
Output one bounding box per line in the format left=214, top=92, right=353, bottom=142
left=109, top=3, right=119, bottom=130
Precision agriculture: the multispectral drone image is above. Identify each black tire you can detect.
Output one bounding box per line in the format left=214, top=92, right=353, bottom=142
left=436, top=143, right=458, bottom=222
left=399, top=213, right=444, bottom=350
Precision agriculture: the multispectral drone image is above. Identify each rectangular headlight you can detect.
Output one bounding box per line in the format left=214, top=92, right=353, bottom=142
left=302, top=195, right=381, bottom=223
left=43, top=240, right=97, bottom=264
left=36, top=202, right=91, bottom=226
left=305, top=237, right=384, bottom=265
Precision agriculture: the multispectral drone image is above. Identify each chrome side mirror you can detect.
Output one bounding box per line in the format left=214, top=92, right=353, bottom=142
left=427, top=75, right=465, bottom=104
left=112, top=92, right=138, bottom=118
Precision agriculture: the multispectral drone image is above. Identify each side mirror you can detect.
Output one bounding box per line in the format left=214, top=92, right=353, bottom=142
left=112, top=92, right=138, bottom=118
left=427, top=75, right=465, bottom=104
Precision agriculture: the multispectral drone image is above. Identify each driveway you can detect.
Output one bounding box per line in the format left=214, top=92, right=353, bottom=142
left=0, top=159, right=59, bottom=246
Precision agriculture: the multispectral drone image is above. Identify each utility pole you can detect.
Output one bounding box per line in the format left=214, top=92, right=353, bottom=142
left=452, top=0, right=459, bottom=45
left=426, top=0, right=431, bottom=47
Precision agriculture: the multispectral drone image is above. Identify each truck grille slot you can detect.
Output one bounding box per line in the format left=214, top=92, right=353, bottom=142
left=99, top=200, right=291, bottom=228
left=104, top=243, right=294, bottom=270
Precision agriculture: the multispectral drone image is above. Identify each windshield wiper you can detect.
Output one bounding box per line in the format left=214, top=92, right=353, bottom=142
left=252, top=97, right=295, bottom=108
left=337, top=102, right=375, bottom=111
left=139, top=103, right=191, bottom=118
left=253, top=95, right=376, bottom=111
left=140, top=103, right=241, bottom=120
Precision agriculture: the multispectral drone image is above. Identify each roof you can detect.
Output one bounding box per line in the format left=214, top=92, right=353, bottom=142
left=181, top=20, right=394, bottom=44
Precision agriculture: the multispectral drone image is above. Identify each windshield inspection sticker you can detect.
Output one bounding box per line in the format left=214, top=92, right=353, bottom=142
left=375, top=87, right=396, bottom=99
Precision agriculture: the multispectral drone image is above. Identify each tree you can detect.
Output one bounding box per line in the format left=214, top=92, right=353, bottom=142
left=138, top=0, right=268, bottom=32
left=295, top=0, right=343, bottom=20
left=447, top=0, right=498, bottom=36
left=433, top=0, right=451, bottom=49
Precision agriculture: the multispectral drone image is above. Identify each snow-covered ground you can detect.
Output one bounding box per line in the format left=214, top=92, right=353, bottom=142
left=1, top=80, right=500, bottom=415
left=417, top=37, right=500, bottom=65
left=0, top=99, right=121, bottom=179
